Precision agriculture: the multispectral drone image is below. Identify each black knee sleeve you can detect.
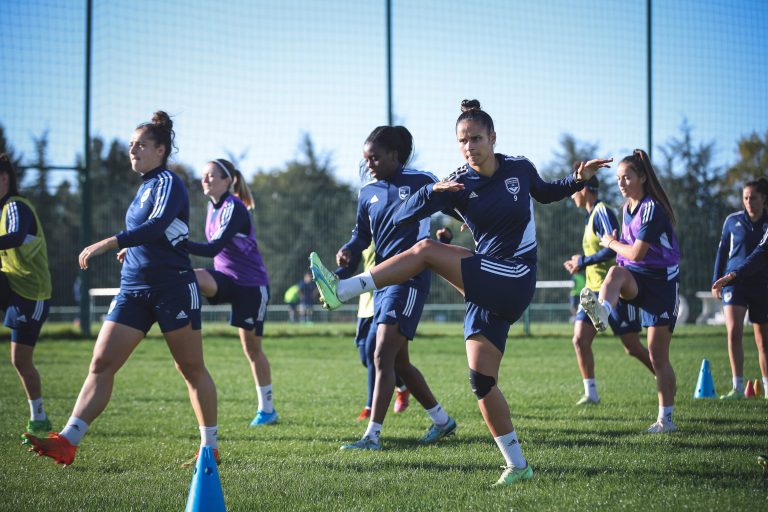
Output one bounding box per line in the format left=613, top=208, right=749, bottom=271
left=469, top=369, right=496, bottom=399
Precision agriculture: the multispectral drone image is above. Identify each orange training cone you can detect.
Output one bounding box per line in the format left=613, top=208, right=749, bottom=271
left=745, top=380, right=756, bottom=398
left=185, top=447, right=225, bottom=512
left=753, top=379, right=763, bottom=398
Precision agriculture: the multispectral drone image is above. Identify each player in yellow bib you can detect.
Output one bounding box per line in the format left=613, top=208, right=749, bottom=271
left=0, top=154, right=53, bottom=434
left=563, top=175, right=654, bottom=405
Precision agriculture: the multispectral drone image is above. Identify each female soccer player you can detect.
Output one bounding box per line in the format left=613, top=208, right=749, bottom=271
left=563, top=175, right=654, bottom=405
left=188, top=158, right=276, bottom=426
left=580, top=149, right=680, bottom=434
left=309, top=100, right=610, bottom=485
left=0, top=154, right=53, bottom=435
left=23, top=112, right=219, bottom=466
left=710, top=178, right=768, bottom=399
left=327, top=125, right=456, bottom=451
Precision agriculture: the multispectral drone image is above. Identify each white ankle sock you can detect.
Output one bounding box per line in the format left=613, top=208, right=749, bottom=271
left=494, top=430, right=527, bottom=468
left=364, top=421, right=382, bottom=443
left=658, top=406, right=674, bottom=423
left=199, top=425, right=218, bottom=449
left=733, top=376, right=744, bottom=392
left=425, top=404, right=449, bottom=426
left=60, top=417, right=89, bottom=446
left=337, top=272, right=376, bottom=302
left=763, top=377, right=768, bottom=394
left=257, top=384, right=273, bottom=413
left=583, top=379, right=598, bottom=401
left=29, top=398, right=46, bottom=421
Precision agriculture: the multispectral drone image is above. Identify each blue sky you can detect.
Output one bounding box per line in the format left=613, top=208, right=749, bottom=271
left=1, top=0, right=766, bottom=187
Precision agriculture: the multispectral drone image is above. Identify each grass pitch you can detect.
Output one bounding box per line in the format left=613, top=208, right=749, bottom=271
left=1, top=322, right=766, bottom=511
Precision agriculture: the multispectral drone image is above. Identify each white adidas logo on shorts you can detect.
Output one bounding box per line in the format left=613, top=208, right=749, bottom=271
left=176, top=310, right=188, bottom=320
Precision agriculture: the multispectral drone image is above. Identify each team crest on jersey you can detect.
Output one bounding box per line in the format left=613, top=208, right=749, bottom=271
left=140, top=188, right=152, bottom=207
left=505, top=177, right=520, bottom=195
left=398, top=186, right=410, bottom=200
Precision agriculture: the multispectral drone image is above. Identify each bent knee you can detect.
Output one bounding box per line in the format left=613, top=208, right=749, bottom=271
left=469, top=368, right=496, bottom=399
left=412, top=238, right=439, bottom=258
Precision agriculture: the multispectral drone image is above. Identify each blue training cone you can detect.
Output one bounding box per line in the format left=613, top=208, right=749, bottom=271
left=693, top=359, right=717, bottom=398
left=185, top=447, right=226, bottom=512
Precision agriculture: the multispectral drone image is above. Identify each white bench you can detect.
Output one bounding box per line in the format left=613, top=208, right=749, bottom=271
left=695, top=290, right=722, bottom=325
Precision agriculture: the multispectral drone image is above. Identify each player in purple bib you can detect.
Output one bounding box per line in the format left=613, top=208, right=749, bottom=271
left=309, top=100, right=610, bottom=486
left=188, top=158, right=277, bottom=426
left=710, top=178, right=768, bottom=399
left=580, top=149, right=681, bottom=434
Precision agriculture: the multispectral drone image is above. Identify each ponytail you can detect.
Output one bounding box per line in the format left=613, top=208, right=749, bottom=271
left=620, top=149, right=677, bottom=227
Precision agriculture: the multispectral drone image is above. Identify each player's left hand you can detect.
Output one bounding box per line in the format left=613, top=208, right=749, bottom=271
left=711, top=273, right=735, bottom=298
left=79, top=237, right=118, bottom=269
left=575, top=158, right=613, bottom=182
left=599, top=230, right=619, bottom=249
left=563, top=255, right=580, bottom=274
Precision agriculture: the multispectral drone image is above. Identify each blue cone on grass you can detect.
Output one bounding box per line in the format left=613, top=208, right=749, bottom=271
left=693, top=359, right=717, bottom=399
left=185, top=446, right=225, bottom=512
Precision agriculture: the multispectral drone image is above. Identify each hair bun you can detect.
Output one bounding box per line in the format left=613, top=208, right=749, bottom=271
left=461, top=99, right=481, bottom=113
left=151, top=111, right=173, bottom=131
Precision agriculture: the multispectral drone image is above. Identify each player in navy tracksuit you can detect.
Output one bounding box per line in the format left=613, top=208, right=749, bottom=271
left=23, top=112, right=219, bottom=467
left=309, top=100, right=610, bottom=485
left=188, top=158, right=277, bottom=425
left=710, top=178, right=768, bottom=399
left=580, top=150, right=681, bottom=434
left=329, top=125, right=456, bottom=451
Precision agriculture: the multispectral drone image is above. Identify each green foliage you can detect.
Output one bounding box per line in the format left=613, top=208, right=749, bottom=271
left=656, top=121, right=730, bottom=309
left=249, top=134, right=358, bottom=298
left=1, top=324, right=765, bottom=511
left=722, top=130, right=768, bottom=210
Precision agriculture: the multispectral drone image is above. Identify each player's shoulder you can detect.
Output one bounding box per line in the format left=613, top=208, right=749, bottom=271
left=444, top=164, right=472, bottom=183
left=500, top=154, right=536, bottom=173
left=402, top=168, right=439, bottom=184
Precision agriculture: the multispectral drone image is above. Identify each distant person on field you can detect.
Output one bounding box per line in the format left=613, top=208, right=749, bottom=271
left=0, top=153, right=53, bottom=436
left=298, top=271, right=316, bottom=323
left=710, top=177, right=768, bottom=400
left=283, top=283, right=300, bottom=323
left=580, top=149, right=680, bottom=434
left=23, top=112, right=219, bottom=467
left=563, top=175, right=654, bottom=406
left=187, top=158, right=278, bottom=426
left=309, top=100, right=610, bottom=485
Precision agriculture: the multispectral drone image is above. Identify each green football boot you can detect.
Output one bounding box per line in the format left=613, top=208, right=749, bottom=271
left=576, top=395, right=600, bottom=406
left=492, top=464, right=534, bottom=487
left=719, top=388, right=745, bottom=400
left=308, top=252, right=342, bottom=310
left=24, top=418, right=52, bottom=436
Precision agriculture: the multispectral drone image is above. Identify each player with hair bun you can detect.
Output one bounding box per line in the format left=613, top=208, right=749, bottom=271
left=580, top=149, right=681, bottom=434
left=188, top=158, right=277, bottom=426
left=321, top=125, right=457, bottom=452
left=0, top=153, right=53, bottom=436
left=23, top=111, right=219, bottom=467
left=711, top=177, right=768, bottom=400
left=310, top=100, right=610, bottom=485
